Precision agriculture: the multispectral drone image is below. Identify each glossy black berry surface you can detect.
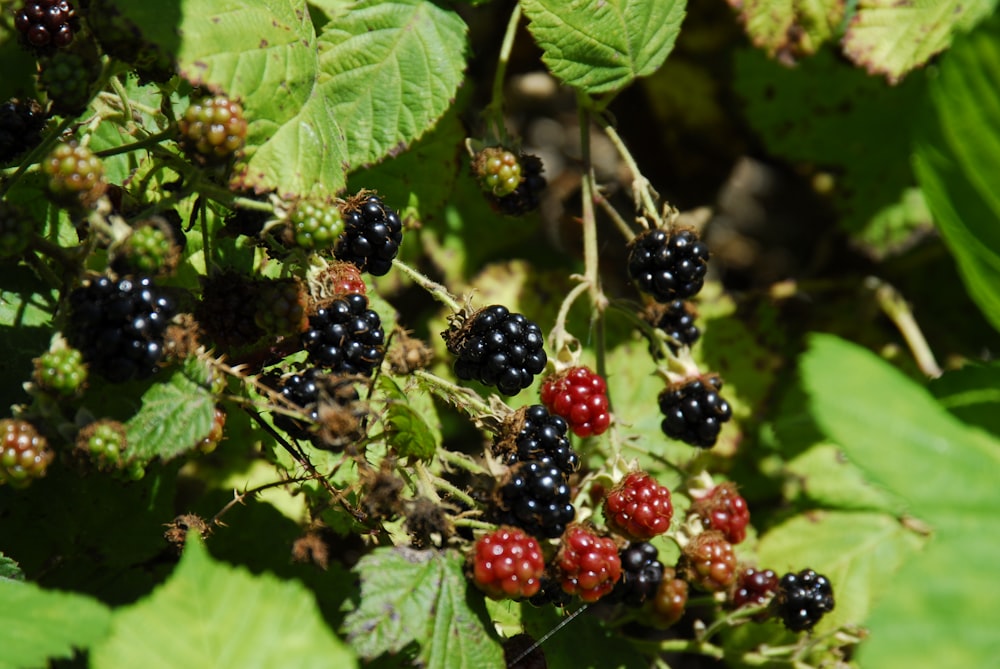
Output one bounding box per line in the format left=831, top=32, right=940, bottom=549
left=658, top=376, right=732, bottom=448
left=448, top=305, right=547, bottom=396
left=15, top=0, right=77, bottom=49
left=647, top=299, right=700, bottom=353
left=628, top=228, right=709, bottom=302
left=495, top=405, right=579, bottom=475
left=335, top=195, right=403, bottom=276
left=302, top=294, right=385, bottom=376
left=272, top=368, right=322, bottom=439
left=774, top=569, right=835, bottom=632
left=608, top=542, right=665, bottom=607
left=497, top=460, right=575, bottom=539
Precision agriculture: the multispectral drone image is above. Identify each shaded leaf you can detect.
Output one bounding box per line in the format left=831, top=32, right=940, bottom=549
left=842, top=0, right=996, bottom=83
left=729, top=0, right=845, bottom=61
left=91, top=536, right=355, bottom=669
left=343, top=547, right=504, bottom=669
left=929, top=362, right=1000, bottom=438
left=318, top=0, right=468, bottom=167
left=522, top=0, right=686, bottom=95
left=0, top=579, right=110, bottom=669
left=379, top=376, right=439, bottom=461
left=520, top=603, right=648, bottom=669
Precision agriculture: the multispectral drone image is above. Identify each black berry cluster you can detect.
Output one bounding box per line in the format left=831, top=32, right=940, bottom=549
left=14, top=0, right=77, bottom=49
left=335, top=195, right=403, bottom=276
left=272, top=368, right=322, bottom=440
left=302, top=294, right=385, bottom=376
left=0, top=98, right=46, bottom=164
left=493, top=405, right=579, bottom=475
left=67, top=276, right=175, bottom=382
left=658, top=376, right=732, bottom=448
left=491, top=154, right=546, bottom=216
left=773, top=569, right=835, bottom=632
left=644, top=299, right=700, bottom=353
left=627, top=228, right=709, bottom=302
left=445, top=305, right=547, bottom=396
left=607, top=542, right=665, bottom=607
left=496, top=460, right=575, bottom=539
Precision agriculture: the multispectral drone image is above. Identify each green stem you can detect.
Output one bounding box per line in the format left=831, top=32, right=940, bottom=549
left=597, top=115, right=661, bottom=226
left=483, top=3, right=522, bottom=142
left=697, top=604, right=770, bottom=643
left=437, top=448, right=490, bottom=476
left=413, top=369, right=495, bottom=420
left=548, top=278, right=589, bottom=353
left=392, top=259, right=462, bottom=313
left=452, top=517, right=496, bottom=531
left=430, top=474, right=477, bottom=509
left=413, top=460, right=442, bottom=503
left=29, top=233, right=83, bottom=269
left=109, top=75, right=136, bottom=131
left=0, top=115, right=75, bottom=199
left=868, top=276, right=942, bottom=378
left=93, top=128, right=175, bottom=159
left=654, top=639, right=725, bottom=660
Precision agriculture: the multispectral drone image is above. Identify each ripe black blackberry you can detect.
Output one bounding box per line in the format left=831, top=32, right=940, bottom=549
left=643, top=299, right=700, bottom=353
left=627, top=228, right=710, bottom=302
left=773, top=569, right=834, bottom=632
left=491, top=154, right=546, bottom=216
left=302, top=294, right=385, bottom=376
left=67, top=276, right=176, bottom=382
left=334, top=194, right=403, bottom=276
left=658, top=375, right=732, bottom=448
left=444, top=305, right=547, bottom=396
left=271, top=368, right=322, bottom=440
left=492, top=404, right=579, bottom=476
left=607, top=542, right=664, bottom=607
left=14, top=0, right=77, bottom=50
left=0, top=98, right=46, bottom=164
left=496, top=459, right=575, bottom=539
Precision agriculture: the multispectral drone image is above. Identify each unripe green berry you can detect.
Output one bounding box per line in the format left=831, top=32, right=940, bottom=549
left=254, top=279, right=308, bottom=335
left=124, top=225, right=171, bottom=274
left=178, top=95, right=248, bottom=163
left=34, top=346, right=87, bottom=396
left=474, top=147, right=523, bottom=198
left=76, top=420, right=127, bottom=472
left=43, top=141, right=106, bottom=209
left=288, top=200, right=343, bottom=250
left=0, top=419, right=54, bottom=487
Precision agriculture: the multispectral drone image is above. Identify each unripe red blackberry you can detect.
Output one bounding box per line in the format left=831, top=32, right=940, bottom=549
left=178, top=95, right=248, bottom=164
left=197, top=406, right=226, bottom=454
left=650, top=566, right=689, bottom=627
left=473, top=146, right=523, bottom=198
left=43, top=141, right=107, bottom=209
left=627, top=227, right=709, bottom=302
left=334, top=194, right=403, bottom=276
left=658, top=375, right=732, bottom=448
left=14, top=0, right=77, bottom=50
left=0, top=202, right=34, bottom=258
left=0, top=419, right=54, bottom=487
left=317, top=260, right=367, bottom=298
left=556, top=525, right=621, bottom=603
left=287, top=200, right=343, bottom=251
left=254, top=278, right=309, bottom=337
left=773, top=569, right=834, bottom=632
left=678, top=530, right=738, bottom=592
left=33, top=344, right=87, bottom=396
left=491, top=404, right=579, bottom=476
left=0, top=98, right=46, bottom=164
left=539, top=366, right=610, bottom=438
left=603, top=471, right=674, bottom=541
left=470, top=526, right=545, bottom=600
left=731, top=567, right=779, bottom=612
left=691, top=482, right=750, bottom=544
left=302, top=294, right=385, bottom=376
left=444, top=305, right=547, bottom=396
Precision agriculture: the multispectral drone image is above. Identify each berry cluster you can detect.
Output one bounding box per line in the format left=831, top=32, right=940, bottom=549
left=197, top=406, right=227, bottom=454
left=303, top=294, right=385, bottom=375
left=773, top=569, right=835, bottom=631
left=658, top=376, right=732, bottom=448
left=496, top=459, right=575, bottom=539
left=288, top=200, right=342, bottom=251
left=76, top=419, right=126, bottom=472
left=627, top=228, right=710, bottom=302
left=607, top=542, right=664, bottom=607
left=39, top=48, right=101, bottom=116
left=691, top=483, right=750, bottom=544
left=470, top=526, right=545, bottom=600
left=492, top=404, right=579, bottom=475
left=33, top=345, right=87, bottom=396
left=67, top=276, right=176, bottom=382
left=603, top=471, right=674, bottom=541
left=555, top=525, right=622, bottom=603
left=490, top=154, right=546, bottom=216
left=644, top=299, right=700, bottom=353
left=272, top=368, right=322, bottom=440
left=473, top=147, right=522, bottom=198
left=0, top=98, right=46, bottom=164
left=678, top=530, right=738, bottom=592
left=0, top=419, right=54, bottom=486
left=445, top=305, right=547, bottom=396
left=43, top=141, right=106, bottom=209
left=115, top=222, right=176, bottom=276
left=540, top=366, right=610, bottom=438
left=334, top=195, right=403, bottom=276
left=14, top=0, right=76, bottom=49
left=178, top=96, right=248, bottom=163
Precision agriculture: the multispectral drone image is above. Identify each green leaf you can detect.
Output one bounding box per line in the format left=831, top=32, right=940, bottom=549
left=0, top=266, right=57, bottom=411
left=783, top=444, right=904, bottom=514
left=729, top=0, right=846, bottom=60
left=929, top=362, right=1000, bottom=438
left=800, top=334, right=1000, bottom=669
left=842, top=0, right=997, bottom=83
left=0, top=554, right=23, bottom=582
left=520, top=604, right=648, bottom=669
left=343, top=547, right=504, bottom=669
left=756, top=510, right=923, bottom=631
left=521, top=0, right=686, bottom=95
left=318, top=0, right=469, bottom=167
left=914, top=16, right=1000, bottom=333
left=124, top=358, right=217, bottom=461
left=91, top=536, right=355, bottom=669
left=0, top=579, right=111, bottom=669
left=380, top=376, right=440, bottom=461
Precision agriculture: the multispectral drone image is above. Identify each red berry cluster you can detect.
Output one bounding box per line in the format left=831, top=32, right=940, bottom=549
left=0, top=419, right=54, bottom=487
left=691, top=482, right=750, bottom=544
left=603, top=471, right=674, bottom=541
left=470, top=526, right=545, bottom=600
left=556, top=525, right=622, bottom=603
left=540, top=366, right=610, bottom=438
left=679, top=530, right=738, bottom=592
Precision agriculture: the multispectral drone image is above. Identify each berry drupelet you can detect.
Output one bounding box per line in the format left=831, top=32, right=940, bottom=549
left=627, top=228, right=710, bottom=302
left=643, top=299, right=700, bottom=353
left=302, top=294, right=385, bottom=376
left=67, top=276, right=176, bottom=382
left=491, top=154, right=546, bottom=216
left=445, top=305, right=547, bottom=396
left=650, top=567, right=689, bottom=627
left=492, top=404, right=579, bottom=476
left=33, top=345, right=87, bottom=396
left=607, top=542, right=664, bottom=607
left=556, top=525, right=622, bottom=603
left=14, top=0, right=77, bottom=49
left=603, top=471, right=674, bottom=541
left=773, top=569, right=835, bottom=632
left=470, top=526, right=545, bottom=600
left=540, top=366, right=611, bottom=438
left=497, top=459, right=576, bottom=539
left=473, top=146, right=522, bottom=198
left=658, top=375, right=732, bottom=448
left=334, top=194, right=403, bottom=276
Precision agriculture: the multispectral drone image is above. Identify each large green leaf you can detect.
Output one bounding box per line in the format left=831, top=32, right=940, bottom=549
left=521, top=0, right=686, bottom=95
left=929, top=362, right=1000, bottom=438
left=728, top=0, right=845, bottom=60
left=0, top=579, right=111, bottom=669
left=317, top=0, right=468, bottom=167
left=91, top=536, right=355, bottom=669
left=342, top=547, right=504, bottom=669
left=800, top=334, right=1000, bottom=668
left=914, top=15, right=1000, bottom=333
left=842, top=0, right=996, bottom=82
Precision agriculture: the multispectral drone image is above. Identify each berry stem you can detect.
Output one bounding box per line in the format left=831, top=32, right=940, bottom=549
left=0, top=115, right=75, bottom=200
left=93, top=128, right=175, bottom=159
left=697, top=603, right=771, bottom=643
left=452, top=517, right=495, bottom=530
left=548, top=278, right=589, bottom=353
left=597, top=114, right=662, bottom=229
left=652, top=640, right=725, bottom=661
left=576, top=97, right=606, bottom=313
left=391, top=258, right=462, bottom=312
left=867, top=276, right=942, bottom=378
left=108, top=75, right=136, bottom=133
left=209, top=475, right=316, bottom=528
left=437, top=447, right=490, bottom=476
left=413, top=369, right=497, bottom=424
left=483, top=3, right=522, bottom=143
left=429, top=472, right=477, bottom=509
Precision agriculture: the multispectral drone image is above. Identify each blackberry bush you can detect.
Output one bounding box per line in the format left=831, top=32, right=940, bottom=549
left=627, top=228, right=710, bottom=302
left=658, top=375, right=733, bottom=448
left=302, top=294, right=385, bottom=375
left=334, top=194, right=403, bottom=276
left=0, top=98, right=46, bottom=164
left=444, top=305, right=547, bottom=396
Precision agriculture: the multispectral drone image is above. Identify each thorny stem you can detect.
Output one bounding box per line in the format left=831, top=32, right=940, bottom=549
left=414, top=368, right=495, bottom=420
left=452, top=517, right=496, bottom=531
left=484, top=3, right=522, bottom=143
left=392, top=259, right=462, bottom=313
left=209, top=475, right=315, bottom=527
left=597, top=115, right=661, bottom=227
left=413, top=460, right=442, bottom=504
left=429, top=473, right=477, bottom=509
left=437, top=447, right=490, bottom=476
left=867, top=276, right=942, bottom=378
left=0, top=115, right=75, bottom=199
